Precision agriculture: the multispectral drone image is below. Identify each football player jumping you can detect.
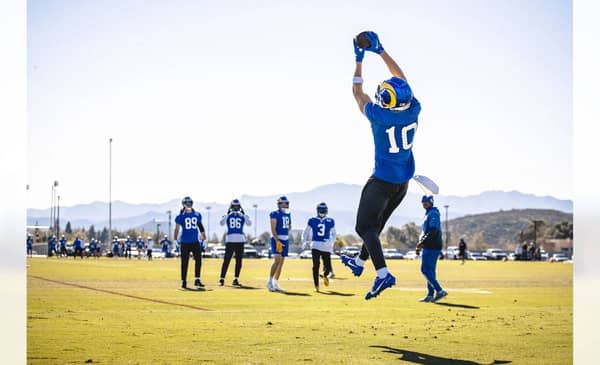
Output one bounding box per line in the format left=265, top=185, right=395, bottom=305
left=342, top=31, right=422, bottom=300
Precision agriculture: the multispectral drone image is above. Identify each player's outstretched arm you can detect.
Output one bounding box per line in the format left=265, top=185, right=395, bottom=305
left=380, top=51, right=407, bottom=81
left=352, top=43, right=372, bottom=115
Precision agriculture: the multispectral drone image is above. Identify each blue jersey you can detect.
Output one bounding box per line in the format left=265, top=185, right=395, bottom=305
left=161, top=239, right=170, bottom=251
left=112, top=241, right=119, bottom=252
left=270, top=210, right=291, bottom=238
left=364, top=97, right=421, bottom=184
left=136, top=239, right=144, bottom=248
left=175, top=210, right=203, bottom=243
left=60, top=238, right=67, bottom=248
left=74, top=239, right=82, bottom=249
left=125, top=239, right=132, bottom=248
left=307, top=217, right=335, bottom=242
left=225, top=212, right=246, bottom=235
left=89, top=241, right=96, bottom=251
left=421, top=206, right=443, bottom=250
left=27, top=237, right=33, bottom=248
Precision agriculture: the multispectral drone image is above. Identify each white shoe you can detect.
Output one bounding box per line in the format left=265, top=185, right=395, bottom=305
left=274, top=284, right=285, bottom=292
left=433, top=290, right=448, bottom=302
left=419, top=295, right=434, bottom=303
left=267, top=282, right=276, bottom=292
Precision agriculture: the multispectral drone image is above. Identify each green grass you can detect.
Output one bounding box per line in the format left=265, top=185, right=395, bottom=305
left=27, top=257, right=572, bottom=364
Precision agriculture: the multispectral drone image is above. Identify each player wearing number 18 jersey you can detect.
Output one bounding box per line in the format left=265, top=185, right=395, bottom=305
left=267, top=196, right=291, bottom=292
left=174, top=196, right=206, bottom=289
left=343, top=31, right=422, bottom=300
left=219, top=199, right=252, bottom=287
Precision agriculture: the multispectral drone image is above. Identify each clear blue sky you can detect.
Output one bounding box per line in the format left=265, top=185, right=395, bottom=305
left=27, top=0, right=572, bottom=209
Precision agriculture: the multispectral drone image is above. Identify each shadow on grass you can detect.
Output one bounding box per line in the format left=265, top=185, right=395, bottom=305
left=234, top=285, right=260, bottom=290
left=180, top=287, right=212, bottom=292
left=319, top=290, right=355, bottom=297
left=370, top=346, right=511, bottom=365
left=277, top=291, right=311, bottom=296
left=434, top=302, right=480, bottom=310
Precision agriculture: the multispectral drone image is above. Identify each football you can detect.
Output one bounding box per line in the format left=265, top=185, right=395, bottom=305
left=355, top=31, right=370, bottom=49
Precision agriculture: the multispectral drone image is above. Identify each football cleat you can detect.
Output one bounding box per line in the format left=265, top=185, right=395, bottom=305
left=365, top=273, right=396, bottom=300
left=232, top=279, right=241, bottom=287
left=219, top=278, right=224, bottom=286
left=433, top=290, right=448, bottom=302
left=267, top=282, right=276, bottom=292
left=194, top=279, right=205, bottom=288
left=322, top=274, right=329, bottom=287
left=341, top=255, right=364, bottom=277
left=419, top=295, right=434, bottom=303
left=181, top=280, right=187, bottom=289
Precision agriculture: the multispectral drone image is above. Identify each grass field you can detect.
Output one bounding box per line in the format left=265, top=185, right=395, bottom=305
left=27, top=257, right=572, bottom=364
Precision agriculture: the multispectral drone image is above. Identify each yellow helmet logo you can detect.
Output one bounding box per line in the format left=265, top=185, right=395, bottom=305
left=378, top=81, right=397, bottom=108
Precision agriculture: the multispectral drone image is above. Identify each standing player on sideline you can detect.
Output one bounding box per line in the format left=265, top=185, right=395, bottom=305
left=136, top=236, right=144, bottom=259
left=302, top=202, right=336, bottom=292
left=267, top=196, right=292, bottom=292
left=73, top=236, right=83, bottom=259
left=458, top=237, right=467, bottom=265
left=161, top=235, right=171, bottom=258
left=173, top=196, right=206, bottom=289
left=59, top=235, right=68, bottom=258
left=219, top=199, right=252, bottom=287
left=341, top=31, right=422, bottom=300
left=112, top=237, right=120, bottom=258
left=27, top=234, right=33, bottom=257
left=124, top=236, right=133, bottom=259
left=146, top=236, right=154, bottom=261
left=416, top=195, right=447, bottom=302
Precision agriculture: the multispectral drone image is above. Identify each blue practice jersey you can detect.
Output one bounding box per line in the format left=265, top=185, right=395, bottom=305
left=161, top=239, right=170, bottom=250
left=27, top=237, right=33, bottom=248
left=136, top=239, right=144, bottom=248
left=60, top=238, right=67, bottom=248
left=175, top=210, right=203, bottom=243
left=225, top=212, right=246, bottom=235
left=307, top=217, right=335, bottom=242
left=364, top=97, right=421, bottom=184
left=74, top=239, right=82, bottom=249
left=89, top=241, right=96, bottom=251
left=125, top=239, right=132, bottom=247
left=270, top=210, right=291, bottom=238
left=421, top=206, right=443, bottom=250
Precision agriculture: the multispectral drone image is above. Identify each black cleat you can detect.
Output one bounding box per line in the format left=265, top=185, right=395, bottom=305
left=219, top=278, right=224, bottom=286
left=194, top=279, right=205, bottom=287
left=232, top=279, right=241, bottom=287
left=181, top=280, right=187, bottom=289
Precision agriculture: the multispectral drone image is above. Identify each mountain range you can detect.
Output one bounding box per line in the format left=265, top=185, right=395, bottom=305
left=27, top=183, right=572, bottom=236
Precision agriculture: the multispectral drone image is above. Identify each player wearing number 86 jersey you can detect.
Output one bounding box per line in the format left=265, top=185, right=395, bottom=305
left=346, top=31, right=422, bottom=300
left=218, top=199, right=252, bottom=286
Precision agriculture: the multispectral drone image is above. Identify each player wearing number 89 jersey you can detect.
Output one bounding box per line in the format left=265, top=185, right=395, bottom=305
left=174, top=196, right=206, bottom=289
left=218, top=199, right=252, bottom=287
left=347, top=31, right=422, bottom=299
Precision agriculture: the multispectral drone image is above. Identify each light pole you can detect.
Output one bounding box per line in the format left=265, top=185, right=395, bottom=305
left=56, top=195, right=60, bottom=237
left=252, top=204, right=258, bottom=239
left=166, top=210, right=172, bottom=241
left=205, top=206, right=211, bottom=242
left=108, top=138, right=113, bottom=247
left=443, top=205, right=449, bottom=256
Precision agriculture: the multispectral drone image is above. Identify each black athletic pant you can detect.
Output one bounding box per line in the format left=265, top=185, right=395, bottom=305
left=356, top=176, right=409, bottom=270
left=125, top=247, right=132, bottom=259
left=312, top=249, right=332, bottom=287
left=220, top=242, right=245, bottom=279
left=74, top=247, right=83, bottom=259
left=180, top=242, right=202, bottom=281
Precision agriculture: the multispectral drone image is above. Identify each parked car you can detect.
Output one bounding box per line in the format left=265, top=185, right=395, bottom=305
left=383, top=248, right=404, bottom=260
left=445, top=246, right=460, bottom=259
left=243, top=244, right=258, bottom=258
left=341, top=246, right=360, bottom=257
left=287, top=252, right=299, bottom=259
left=210, top=245, right=226, bottom=258
left=549, top=253, right=569, bottom=262
left=482, top=248, right=508, bottom=260
left=405, top=250, right=420, bottom=260
left=299, top=250, right=312, bottom=259
left=468, top=251, right=487, bottom=261
left=259, top=249, right=270, bottom=258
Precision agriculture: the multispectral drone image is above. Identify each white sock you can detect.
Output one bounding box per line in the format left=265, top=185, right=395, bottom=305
left=234, top=277, right=238, bottom=280
left=195, top=277, right=200, bottom=281
left=268, top=277, right=273, bottom=284
left=272, top=279, right=278, bottom=287
left=354, top=256, right=365, bottom=267
left=376, top=267, right=389, bottom=279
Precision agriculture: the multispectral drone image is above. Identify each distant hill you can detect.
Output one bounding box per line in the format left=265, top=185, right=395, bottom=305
left=446, top=209, right=573, bottom=249
left=27, top=183, right=572, bottom=236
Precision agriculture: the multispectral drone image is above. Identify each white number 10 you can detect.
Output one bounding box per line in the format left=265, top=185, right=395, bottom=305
left=385, top=123, right=417, bottom=153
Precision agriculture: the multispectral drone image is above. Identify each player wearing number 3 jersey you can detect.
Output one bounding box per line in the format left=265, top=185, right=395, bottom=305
left=218, top=199, right=252, bottom=287
left=174, top=196, right=206, bottom=289
left=342, top=31, right=422, bottom=300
